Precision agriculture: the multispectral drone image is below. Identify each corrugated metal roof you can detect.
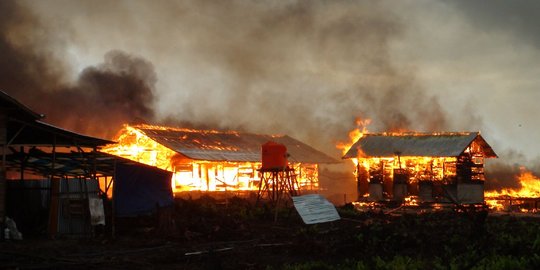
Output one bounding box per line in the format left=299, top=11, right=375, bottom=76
left=6, top=120, right=114, bottom=147
left=6, top=150, right=165, bottom=178
left=135, top=126, right=338, bottom=163
left=1, top=90, right=114, bottom=147
left=0, top=90, right=43, bottom=120
left=342, top=132, right=497, bottom=159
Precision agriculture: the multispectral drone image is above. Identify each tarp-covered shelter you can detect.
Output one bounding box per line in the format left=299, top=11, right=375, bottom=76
left=342, top=132, right=497, bottom=204
left=114, top=163, right=173, bottom=217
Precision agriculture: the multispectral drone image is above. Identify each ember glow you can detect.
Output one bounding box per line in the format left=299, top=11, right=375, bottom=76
left=101, top=124, right=320, bottom=194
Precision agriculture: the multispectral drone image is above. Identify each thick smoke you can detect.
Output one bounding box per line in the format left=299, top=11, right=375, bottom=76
left=485, top=150, right=540, bottom=191
left=485, top=161, right=522, bottom=191
left=3, top=0, right=537, bottom=195
left=436, top=0, right=540, bottom=192
left=141, top=0, right=450, bottom=155
left=0, top=0, right=156, bottom=139
left=2, top=0, right=451, bottom=155
left=0, top=1, right=59, bottom=101
left=449, top=0, right=540, bottom=49
left=58, top=51, right=157, bottom=138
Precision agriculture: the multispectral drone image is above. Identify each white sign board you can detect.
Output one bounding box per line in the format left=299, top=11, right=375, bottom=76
left=292, top=194, right=340, bottom=225
left=89, top=197, right=106, bottom=226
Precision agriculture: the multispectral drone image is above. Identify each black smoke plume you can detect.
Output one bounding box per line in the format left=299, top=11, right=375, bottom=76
left=0, top=0, right=156, bottom=139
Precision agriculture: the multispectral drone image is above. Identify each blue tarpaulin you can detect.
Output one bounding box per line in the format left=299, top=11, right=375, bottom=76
left=114, top=163, right=173, bottom=217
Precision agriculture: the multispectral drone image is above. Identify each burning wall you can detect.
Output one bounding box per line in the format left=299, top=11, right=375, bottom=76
left=102, top=124, right=336, bottom=194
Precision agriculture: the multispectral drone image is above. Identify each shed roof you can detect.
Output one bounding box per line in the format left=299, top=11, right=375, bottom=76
left=0, top=90, right=43, bottom=121
left=1, top=90, right=113, bottom=147
left=5, top=149, right=165, bottom=178
left=342, top=132, right=497, bottom=159
left=135, top=125, right=338, bottom=164
left=7, top=120, right=114, bottom=147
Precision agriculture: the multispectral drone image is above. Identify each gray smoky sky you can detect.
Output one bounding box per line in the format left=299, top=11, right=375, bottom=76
left=2, top=0, right=540, bottom=179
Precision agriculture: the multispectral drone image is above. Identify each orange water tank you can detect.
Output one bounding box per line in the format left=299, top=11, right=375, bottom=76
left=261, top=141, right=288, bottom=170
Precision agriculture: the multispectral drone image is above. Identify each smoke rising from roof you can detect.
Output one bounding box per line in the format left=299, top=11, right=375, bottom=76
left=0, top=1, right=156, bottom=139
left=485, top=150, right=540, bottom=192
left=1, top=0, right=452, bottom=155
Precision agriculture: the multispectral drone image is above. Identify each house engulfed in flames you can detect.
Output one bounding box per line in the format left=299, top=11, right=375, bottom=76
left=102, top=124, right=337, bottom=195
left=342, top=132, right=497, bottom=204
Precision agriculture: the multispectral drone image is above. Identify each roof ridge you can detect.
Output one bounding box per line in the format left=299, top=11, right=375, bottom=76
left=364, top=131, right=478, bottom=136
left=132, top=123, right=290, bottom=137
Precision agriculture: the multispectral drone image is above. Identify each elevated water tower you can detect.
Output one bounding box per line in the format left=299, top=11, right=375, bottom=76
left=261, top=141, right=288, bottom=170
left=257, top=141, right=298, bottom=204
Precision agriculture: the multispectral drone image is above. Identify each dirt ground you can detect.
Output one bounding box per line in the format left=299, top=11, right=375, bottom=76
left=2, top=197, right=540, bottom=270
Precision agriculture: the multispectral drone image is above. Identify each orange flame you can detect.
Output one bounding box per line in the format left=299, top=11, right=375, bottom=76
left=485, top=168, right=540, bottom=198
left=101, top=124, right=320, bottom=194
left=485, top=167, right=540, bottom=211
left=336, top=118, right=371, bottom=166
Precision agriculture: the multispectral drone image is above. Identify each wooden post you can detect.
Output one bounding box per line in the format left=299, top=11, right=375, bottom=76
left=48, top=135, right=59, bottom=237
left=0, top=112, right=7, bottom=226
left=356, top=162, right=361, bottom=200
left=111, top=158, right=116, bottom=238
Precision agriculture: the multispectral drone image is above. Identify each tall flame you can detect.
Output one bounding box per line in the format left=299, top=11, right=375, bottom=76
left=336, top=118, right=371, bottom=166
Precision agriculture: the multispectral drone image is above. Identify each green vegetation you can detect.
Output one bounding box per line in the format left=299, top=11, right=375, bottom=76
left=4, top=197, right=540, bottom=269
left=273, top=208, right=540, bottom=270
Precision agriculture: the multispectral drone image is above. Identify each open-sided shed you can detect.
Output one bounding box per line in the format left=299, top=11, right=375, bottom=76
left=1, top=91, right=172, bottom=237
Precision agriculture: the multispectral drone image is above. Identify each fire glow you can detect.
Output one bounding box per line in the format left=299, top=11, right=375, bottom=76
left=338, top=121, right=540, bottom=212
left=336, top=118, right=371, bottom=167
left=339, top=122, right=497, bottom=205
left=101, top=124, right=321, bottom=194
left=485, top=168, right=540, bottom=211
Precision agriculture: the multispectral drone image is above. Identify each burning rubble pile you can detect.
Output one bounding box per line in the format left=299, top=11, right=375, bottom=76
left=485, top=169, right=540, bottom=212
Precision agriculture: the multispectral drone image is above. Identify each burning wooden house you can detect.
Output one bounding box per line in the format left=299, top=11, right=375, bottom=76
left=342, top=132, right=497, bottom=204
left=102, top=124, right=337, bottom=196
